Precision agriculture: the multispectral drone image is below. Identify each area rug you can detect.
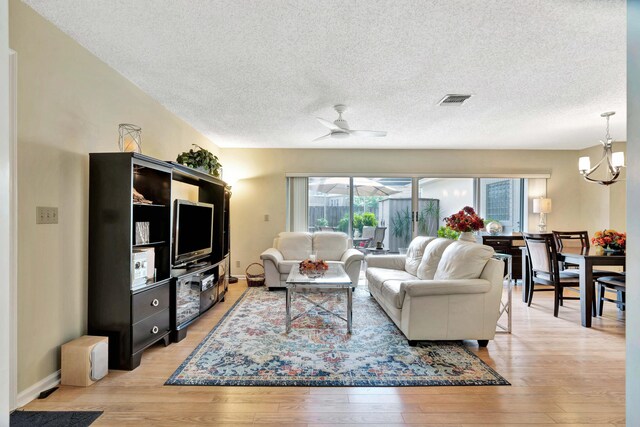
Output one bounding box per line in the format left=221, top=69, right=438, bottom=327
left=166, top=287, right=509, bottom=386
left=10, top=411, right=103, bottom=426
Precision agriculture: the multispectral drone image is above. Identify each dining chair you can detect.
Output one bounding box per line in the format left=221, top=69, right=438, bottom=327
left=552, top=230, right=591, bottom=251
left=522, top=232, right=582, bottom=317
left=552, top=230, right=623, bottom=277
left=597, top=275, right=626, bottom=316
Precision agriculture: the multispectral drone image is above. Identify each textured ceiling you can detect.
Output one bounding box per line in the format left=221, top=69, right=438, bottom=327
left=23, top=0, right=626, bottom=149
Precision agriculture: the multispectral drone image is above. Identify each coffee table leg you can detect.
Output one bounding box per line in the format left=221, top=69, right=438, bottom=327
left=347, top=287, right=353, bottom=334
left=286, top=287, right=291, bottom=333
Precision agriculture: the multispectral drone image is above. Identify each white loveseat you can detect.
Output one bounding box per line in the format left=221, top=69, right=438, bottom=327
left=366, top=236, right=503, bottom=347
left=260, top=232, right=364, bottom=288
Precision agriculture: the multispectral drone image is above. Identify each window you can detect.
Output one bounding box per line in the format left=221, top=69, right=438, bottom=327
left=486, top=180, right=512, bottom=222
left=288, top=175, right=531, bottom=248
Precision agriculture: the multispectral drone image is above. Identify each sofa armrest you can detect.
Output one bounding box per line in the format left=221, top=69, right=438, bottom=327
left=401, top=279, right=491, bottom=297
left=341, top=248, right=364, bottom=266
left=365, top=254, right=406, bottom=270
left=260, top=247, right=284, bottom=266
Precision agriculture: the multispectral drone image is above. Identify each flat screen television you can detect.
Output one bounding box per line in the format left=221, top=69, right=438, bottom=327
left=174, top=200, right=214, bottom=265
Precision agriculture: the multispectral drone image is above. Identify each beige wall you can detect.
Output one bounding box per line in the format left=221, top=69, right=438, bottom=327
left=10, top=0, right=218, bottom=392
left=221, top=148, right=586, bottom=276
left=578, top=142, right=627, bottom=236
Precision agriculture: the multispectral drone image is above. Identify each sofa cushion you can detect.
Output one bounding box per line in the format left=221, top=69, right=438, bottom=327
left=380, top=280, right=406, bottom=309
left=416, top=238, right=455, bottom=280
left=404, top=236, right=435, bottom=276
left=313, top=232, right=349, bottom=261
left=276, top=232, right=312, bottom=260
left=434, top=241, right=495, bottom=280
left=366, top=267, right=417, bottom=293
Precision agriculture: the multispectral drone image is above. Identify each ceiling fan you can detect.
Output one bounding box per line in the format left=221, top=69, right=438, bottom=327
left=313, top=104, right=387, bottom=141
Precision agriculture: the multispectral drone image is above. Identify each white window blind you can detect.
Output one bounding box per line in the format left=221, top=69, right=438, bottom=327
left=286, top=177, right=308, bottom=232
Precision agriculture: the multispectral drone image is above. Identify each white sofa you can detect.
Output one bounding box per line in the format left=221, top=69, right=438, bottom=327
left=365, top=236, right=503, bottom=347
left=260, top=232, right=364, bottom=288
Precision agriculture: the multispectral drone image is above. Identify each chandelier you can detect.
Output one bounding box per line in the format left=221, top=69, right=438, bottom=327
left=578, top=112, right=625, bottom=186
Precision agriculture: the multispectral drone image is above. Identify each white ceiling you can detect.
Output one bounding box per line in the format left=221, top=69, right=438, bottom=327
left=24, top=0, right=627, bottom=149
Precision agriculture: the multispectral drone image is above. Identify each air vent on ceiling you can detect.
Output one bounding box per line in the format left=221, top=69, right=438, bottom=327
left=438, top=94, right=472, bottom=106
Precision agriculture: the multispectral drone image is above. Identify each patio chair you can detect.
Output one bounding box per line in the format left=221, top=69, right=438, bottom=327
left=368, top=226, right=387, bottom=249
left=354, top=226, right=375, bottom=249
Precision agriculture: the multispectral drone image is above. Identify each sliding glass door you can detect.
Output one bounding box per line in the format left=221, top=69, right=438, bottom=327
left=478, top=178, right=524, bottom=234
left=307, top=177, right=350, bottom=233
left=290, top=175, right=530, bottom=252
left=417, top=178, right=475, bottom=237
left=352, top=177, right=412, bottom=253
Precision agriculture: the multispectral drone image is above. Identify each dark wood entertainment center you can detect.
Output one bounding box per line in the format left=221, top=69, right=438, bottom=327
left=88, top=153, right=230, bottom=370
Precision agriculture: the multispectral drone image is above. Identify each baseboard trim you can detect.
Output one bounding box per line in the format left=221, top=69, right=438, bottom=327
left=16, top=369, right=61, bottom=409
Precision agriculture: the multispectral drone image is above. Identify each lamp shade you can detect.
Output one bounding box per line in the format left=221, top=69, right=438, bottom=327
left=533, top=198, right=552, bottom=214
left=578, top=156, right=591, bottom=172
left=612, top=152, right=625, bottom=168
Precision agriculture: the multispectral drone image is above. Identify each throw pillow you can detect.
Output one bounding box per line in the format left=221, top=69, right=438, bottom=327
left=434, top=241, right=495, bottom=280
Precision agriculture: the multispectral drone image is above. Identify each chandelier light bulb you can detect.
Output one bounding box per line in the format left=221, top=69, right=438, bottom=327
left=578, top=156, right=591, bottom=173
left=612, top=152, right=625, bottom=168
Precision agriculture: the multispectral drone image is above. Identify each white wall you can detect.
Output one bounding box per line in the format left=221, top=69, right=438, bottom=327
left=1, top=0, right=11, bottom=422
left=627, top=1, right=639, bottom=423
left=9, top=0, right=219, bottom=396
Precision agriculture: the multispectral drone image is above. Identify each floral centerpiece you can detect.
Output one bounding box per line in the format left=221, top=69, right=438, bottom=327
left=592, top=229, right=626, bottom=252
left=299, top=259, right=329, bottom=278
left=444, top=206, right=485, bottom=242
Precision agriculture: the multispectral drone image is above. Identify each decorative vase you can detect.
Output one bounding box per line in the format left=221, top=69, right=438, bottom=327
left=118, top=123, right=142, bottom=153
left=603, top=246, right=624, bottom=254
left=458, top=231, right=476, bottom=243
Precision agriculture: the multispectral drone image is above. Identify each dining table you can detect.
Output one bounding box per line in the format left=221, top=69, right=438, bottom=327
left=520, top=246, right=625, bottom=327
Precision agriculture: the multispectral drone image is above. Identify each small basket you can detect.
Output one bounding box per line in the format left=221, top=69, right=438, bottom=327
left=245, top=263, right=265, bottom=287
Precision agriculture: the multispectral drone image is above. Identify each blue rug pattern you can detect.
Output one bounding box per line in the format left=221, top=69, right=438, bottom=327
left=166, top=287, right=509, bottom=387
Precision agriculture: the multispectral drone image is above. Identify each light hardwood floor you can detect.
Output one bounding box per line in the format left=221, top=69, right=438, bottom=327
left=22, top=280, right=626, bottom=426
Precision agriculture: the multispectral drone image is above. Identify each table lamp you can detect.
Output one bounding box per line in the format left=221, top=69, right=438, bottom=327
left=532, top=197, right=552, bottom=232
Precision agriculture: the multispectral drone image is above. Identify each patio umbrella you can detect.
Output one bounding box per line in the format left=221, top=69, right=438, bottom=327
left=310, top=177, right=401, bottom=197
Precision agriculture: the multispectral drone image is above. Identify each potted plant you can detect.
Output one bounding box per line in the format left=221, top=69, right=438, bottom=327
left=592, top=229, right=626, bottom=253
left=176, top=144, right=222, bottom=177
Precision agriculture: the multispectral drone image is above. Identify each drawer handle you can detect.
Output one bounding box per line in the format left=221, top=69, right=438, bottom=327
left=151, top=299, right=159, bottom=307
left=151, top=326, right=159, bottom=334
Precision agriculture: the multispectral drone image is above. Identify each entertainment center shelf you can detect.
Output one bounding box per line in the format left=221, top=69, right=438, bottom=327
left=89, top=152, right=230, bottom=370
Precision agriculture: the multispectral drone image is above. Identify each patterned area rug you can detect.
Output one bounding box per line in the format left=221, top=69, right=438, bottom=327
left=166, top=287, right=509, bottom=386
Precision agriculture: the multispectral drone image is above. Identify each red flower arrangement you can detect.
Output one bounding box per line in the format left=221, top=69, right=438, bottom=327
left=592, top=229, right=626, bottom=251
left=299, top=259, right=329, bottom=277
left=444, top=206, right=485, bottom=233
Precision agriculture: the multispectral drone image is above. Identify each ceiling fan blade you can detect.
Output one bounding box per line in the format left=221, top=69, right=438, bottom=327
left=349, top=130, right=387, bottom=137
left=316, top=117, right=341, bottom=131
left=312, top=133, right=333, bottom=142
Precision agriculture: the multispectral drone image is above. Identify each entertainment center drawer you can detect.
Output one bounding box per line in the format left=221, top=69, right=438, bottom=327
left=132, top=308, right=170, bottom=353
left=132, top=283, right=170, bottom=324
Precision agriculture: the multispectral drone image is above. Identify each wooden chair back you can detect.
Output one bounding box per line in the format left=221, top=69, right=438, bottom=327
left=552, top=230, right=590, bottom=251
left=523, top=233, right=561, bottom=282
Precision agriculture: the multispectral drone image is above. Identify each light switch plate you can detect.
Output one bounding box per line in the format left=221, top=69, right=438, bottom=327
left=37, top=207, right=58, bottom=224
left=264, top=214, right=269, bottom=222
left=235, top=260, right=241, bottom=268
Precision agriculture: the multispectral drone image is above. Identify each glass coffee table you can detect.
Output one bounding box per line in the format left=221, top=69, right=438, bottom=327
left=285, top=264, right=353, bottom=334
